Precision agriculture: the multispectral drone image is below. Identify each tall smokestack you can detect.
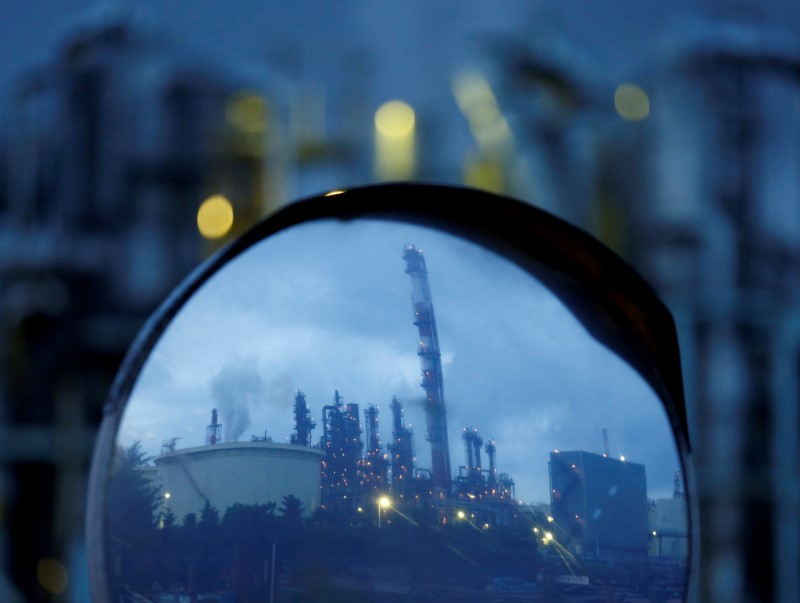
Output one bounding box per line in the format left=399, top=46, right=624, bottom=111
left=403, top=243, right=452, bottom=491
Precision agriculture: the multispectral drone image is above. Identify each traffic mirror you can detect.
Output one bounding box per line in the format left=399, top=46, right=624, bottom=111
left=87, top=183, right=693, bottom=603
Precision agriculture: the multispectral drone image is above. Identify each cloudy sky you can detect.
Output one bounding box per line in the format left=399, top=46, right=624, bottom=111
left=119, top=216, right=680, bottom=503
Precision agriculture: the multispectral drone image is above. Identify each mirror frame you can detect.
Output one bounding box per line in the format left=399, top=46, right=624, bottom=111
left=87, top=182, right=696, bottom=602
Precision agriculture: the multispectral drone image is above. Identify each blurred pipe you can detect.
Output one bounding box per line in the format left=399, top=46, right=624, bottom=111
left=771, top=309, right=800, bottom=603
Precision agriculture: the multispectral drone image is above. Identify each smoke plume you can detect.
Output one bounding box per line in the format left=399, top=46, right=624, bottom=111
left=210, top=355, right=267, bottom=442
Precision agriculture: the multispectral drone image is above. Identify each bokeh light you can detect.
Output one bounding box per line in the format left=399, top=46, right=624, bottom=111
left=197, top=195, right=234, bottom=239
left=37, top=558, right=69, bottom=595
left=614, top=84, right=650, bottom=121
left=374, top=101, right=415, bottom=138
left=374, top=100, right=416, bottom=180
left=226, top=91, right=268, bottom=134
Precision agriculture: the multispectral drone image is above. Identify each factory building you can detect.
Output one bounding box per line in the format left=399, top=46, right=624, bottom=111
left=549, top=450, right=649, bottom=561
left=318, top=390, right=364, bottom=507
left=154, top=438, right=322, bottom=523
left=150, top=243, right=517, bottom=526
left=650, top=497, right=689, bottom=560
left=453, top=428, right=515, bottom=504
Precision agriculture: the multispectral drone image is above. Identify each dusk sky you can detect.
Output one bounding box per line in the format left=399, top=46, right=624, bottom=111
left=119, top=217, right=680, bottom=503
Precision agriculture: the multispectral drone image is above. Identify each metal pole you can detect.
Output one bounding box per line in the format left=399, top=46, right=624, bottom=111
left=270, top=541, right=276, bottom=603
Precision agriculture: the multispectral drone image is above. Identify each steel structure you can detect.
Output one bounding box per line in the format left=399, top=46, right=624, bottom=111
left=389, top=396, right=415, bottom=490
left=362, top=404, right=388, bottom=491
left=463, top=427, right=484, bottom=480
left=320, top=391, right=363, bottom=505
left=206, top=408, right=222, bottom=445
left=485, top=439, right=497, bottom=484
left=290, top=390, right=316, bottom=447
left=403, top=243, right=452, bottom=491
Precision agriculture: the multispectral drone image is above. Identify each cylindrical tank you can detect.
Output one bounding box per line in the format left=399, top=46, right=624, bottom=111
left=154, top=441, right=322, bottom=522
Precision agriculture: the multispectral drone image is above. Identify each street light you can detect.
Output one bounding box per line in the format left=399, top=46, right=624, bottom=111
left=378, top=495, right=391, bottom=528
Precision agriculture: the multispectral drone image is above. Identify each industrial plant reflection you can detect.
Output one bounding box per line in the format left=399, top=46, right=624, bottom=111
left=102, top=219, right=688, bottom=603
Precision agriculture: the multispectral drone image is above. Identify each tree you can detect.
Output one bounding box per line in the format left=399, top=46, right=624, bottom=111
left=278, top=494, right=304, bottom=522
left=105, top=441, right=161, bottom=596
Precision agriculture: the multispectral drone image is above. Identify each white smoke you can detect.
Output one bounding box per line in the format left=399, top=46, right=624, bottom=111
left=210, top=355, right=267, bottom=442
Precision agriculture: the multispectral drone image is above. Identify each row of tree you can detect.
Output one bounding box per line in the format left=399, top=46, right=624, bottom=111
left=105, top=442, right=308, bottom=597
left=105, top=442, right=542, bottom=601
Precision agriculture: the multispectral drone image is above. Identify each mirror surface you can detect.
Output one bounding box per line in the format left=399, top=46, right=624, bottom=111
left=107, top=218, right=688, bottom=602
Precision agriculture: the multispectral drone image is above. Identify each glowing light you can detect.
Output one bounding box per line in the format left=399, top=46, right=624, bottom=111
left=544, top=532, right=553, bottom=541
left=37, top=558, right=69, bottom=595
left=457, top=510, right=466, bottom=519
left=374, top=100, right=416, bottom=180
left=620, top=455, right=626, bottom=461
left=378, top=496, right=391, bottom=509
left=547, top=516, right=554, bottom=523
left=653, top=531, right=658, bottom=536
left=614, top=84, right=650, bottom=121
left=375, top=101, right=415, bottom=138
left=452, top=70, right=513, bottom=156
left=533, top=527, right=540, bottom=534
left=226, top=91, right=268, bottom=133
left=197, top=195, right=234, bottom=239
left=164, top=492, right=171, bottom=499
left=325, top=190, right=346, bottom=197
left=357, top=507, right=363, bottom=513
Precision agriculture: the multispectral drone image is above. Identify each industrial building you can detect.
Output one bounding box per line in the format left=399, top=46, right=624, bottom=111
left=302, top=244, right=516, bottom=519
left=549, top=450, right=649, bottom=561
left=154, top=436, right=322, bottom=523
left=150, top=243, right=517, bottom=526
left=650, top=493, right=689, bottom=560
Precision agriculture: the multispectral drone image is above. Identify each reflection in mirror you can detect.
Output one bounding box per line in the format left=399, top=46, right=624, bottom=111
left=107, top=219, right=688, bottom=603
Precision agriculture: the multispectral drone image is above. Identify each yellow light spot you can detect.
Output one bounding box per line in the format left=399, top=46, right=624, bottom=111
left=547, top=516, right=554, bottom=523
left=374, top=100, right=416, bottom=180
left=457, top=510, right=466, bottom=519
left=378, top=496, right=391, bottom=509
left=375, top=101, right=415, bottom=138
left=226, top=91, right=268, bottom=134
left=614, top=84, right=650, bottom=121
left=197, top=195, right=234, bottom=239
left=37, top=558, right=69, bottom=595
left=164, top=492, right=171, bottom=499
left=325, top=190, right=345, bottom=197
left=544, top=532, right=553, bottom=541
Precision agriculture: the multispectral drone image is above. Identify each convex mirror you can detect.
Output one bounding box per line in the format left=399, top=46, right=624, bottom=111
left=87, top=184, right=694, bottom=603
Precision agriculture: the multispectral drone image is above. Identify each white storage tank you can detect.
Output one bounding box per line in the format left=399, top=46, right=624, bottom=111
left=154, top=441, right=322, bottom=522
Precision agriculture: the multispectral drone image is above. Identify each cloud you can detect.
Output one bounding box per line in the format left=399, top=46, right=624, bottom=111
left=120, top=218, right=682, bottom=501
left=210, top=355, right=268, bottom=442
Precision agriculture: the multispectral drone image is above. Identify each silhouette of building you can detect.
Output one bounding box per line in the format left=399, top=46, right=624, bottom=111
left=549, top=450, right=648, bottom=560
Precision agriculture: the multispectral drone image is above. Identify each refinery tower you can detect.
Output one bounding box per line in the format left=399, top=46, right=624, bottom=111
left=403, top=243, right=452, bottom=491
